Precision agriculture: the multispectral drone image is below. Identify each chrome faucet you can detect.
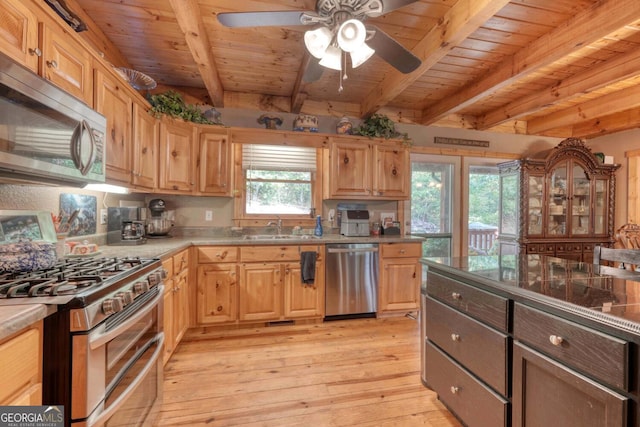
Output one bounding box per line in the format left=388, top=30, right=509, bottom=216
left=266, top=216, right=282, bottom=234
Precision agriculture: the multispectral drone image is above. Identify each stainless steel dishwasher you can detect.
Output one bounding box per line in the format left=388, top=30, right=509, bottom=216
left=325, top=243, right=379, bottom=319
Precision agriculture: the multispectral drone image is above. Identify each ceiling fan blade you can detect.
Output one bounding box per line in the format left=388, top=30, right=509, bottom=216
left=217, top=11, right=312, bottom=28
left=368, top=27, right=421, bottom=73
left=380, top=0, right=422, bottom=14
left=303, top=58, right=324, bottom=83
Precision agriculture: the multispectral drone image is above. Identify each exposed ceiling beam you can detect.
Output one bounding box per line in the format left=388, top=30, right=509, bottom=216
left=528, top=84, right=640, bottom=135
left=478, top=45, right=640, bottom=130
left=291, top=54, right=314, bottom=114
left=420, top=0, right=640, bottom=126
left=169, top=0, right=224, bottom=107
left=359, top=0, right=510, bottom=118
left=572, top=107, right=640, bottom=139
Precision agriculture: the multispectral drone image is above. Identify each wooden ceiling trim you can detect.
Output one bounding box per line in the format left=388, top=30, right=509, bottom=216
left=419, top=0, right=640, bottom=126
left=169, top=0, right=224, bottom=106
left=359, top=0, right=510, bottom=118
left=478, top=43, right=640, bottom=129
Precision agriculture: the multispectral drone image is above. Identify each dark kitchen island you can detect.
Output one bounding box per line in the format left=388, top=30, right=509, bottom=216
left=420, top=254, right=640, bottom=427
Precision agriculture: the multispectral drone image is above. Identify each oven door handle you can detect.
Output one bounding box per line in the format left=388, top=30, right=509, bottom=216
left=89, top=285, right=163, bottom=350
left=85, top=333, right=164, bottom=427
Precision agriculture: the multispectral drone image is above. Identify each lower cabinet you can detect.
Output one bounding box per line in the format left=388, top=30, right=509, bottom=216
left=162, top=248, right=190, bottom=365
left=378, top=242, right=421, bottom=315
left=0, top=321, right=43, bottom=405
left=196, top=246, right=238, bottom=324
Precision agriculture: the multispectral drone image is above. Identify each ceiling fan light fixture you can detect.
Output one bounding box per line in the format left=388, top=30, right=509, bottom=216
left=304, top=27, right=332, bottom=59
left=319, top=45, right=342, bottom=70
left=337, top=19, right=366, bottom=52
left=350, top=43, right=375, bottom=68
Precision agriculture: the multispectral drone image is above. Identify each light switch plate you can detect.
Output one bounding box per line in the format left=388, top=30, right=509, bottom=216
left=205, top=210, right=213, bottom=221
left=100, top=209, right=108, bottom=225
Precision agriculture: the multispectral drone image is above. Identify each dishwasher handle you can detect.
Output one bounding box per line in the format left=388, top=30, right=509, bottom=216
left=327, top=247, right=379, bottom=254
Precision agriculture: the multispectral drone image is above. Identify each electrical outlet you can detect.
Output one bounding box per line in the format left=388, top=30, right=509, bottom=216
left=100, top=209, right=108, bottom=225
left=205, top=210, right=213, bottom=221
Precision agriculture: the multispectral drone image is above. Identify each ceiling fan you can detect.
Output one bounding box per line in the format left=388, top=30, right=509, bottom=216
left=217, top=0, right=422, bottom=84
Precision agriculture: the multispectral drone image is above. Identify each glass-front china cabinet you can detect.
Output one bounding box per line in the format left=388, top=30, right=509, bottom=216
left=498, top=138, right=619, bottom=262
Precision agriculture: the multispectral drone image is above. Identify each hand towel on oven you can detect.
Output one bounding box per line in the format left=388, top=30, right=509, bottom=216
left=300, top=251, right=317, bottom=285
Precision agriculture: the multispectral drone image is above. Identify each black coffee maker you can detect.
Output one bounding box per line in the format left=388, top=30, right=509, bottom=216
left=106, top=207, right=147, bottom=245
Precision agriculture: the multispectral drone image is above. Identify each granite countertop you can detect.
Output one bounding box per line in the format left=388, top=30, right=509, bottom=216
left=0, top=304, right=56, bottom=341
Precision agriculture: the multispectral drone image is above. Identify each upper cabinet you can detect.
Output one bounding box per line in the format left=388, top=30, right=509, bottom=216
left=498, top=138, right=620, bottom=262
left=158, top=118, right=197, bottom=193
left=325, top=138, right=410, bottom=200
left=197, top=128, right=232, bottom=196
left=0, top=0, right=92, bottom=104
left=131, top=103, right=159, bottom=190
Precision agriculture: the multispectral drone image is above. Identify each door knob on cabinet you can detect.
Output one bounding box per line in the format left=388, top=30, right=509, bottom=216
left=549, top=335, right=564, bottom=346
left=451, top=333, right=460, bottom=341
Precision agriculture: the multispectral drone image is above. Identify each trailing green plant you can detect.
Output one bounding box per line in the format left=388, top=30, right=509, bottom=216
left=146, top=90, right=220, bottom=125
left=354, top=113, right=411, bottom=145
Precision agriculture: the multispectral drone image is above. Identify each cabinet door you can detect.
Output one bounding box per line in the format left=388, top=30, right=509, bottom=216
left=162, top=280, right=174, bottom=366
left=379, top=258, right=420, bottom=312
left=95, top=67, right=132, bottom=185
left=0, top=0, right=39, bottom=72
left=159, top=119, right=196, bottom=192
left=198, top=129, right=231, bottom=195
left=283, top=259, right=324, bottom=319
left=173, top=268, right=189, bottom=345
left=239, top=263, right=282, bottom=321
left=131, top=103, right=158, bottom=190
left=372, top=145, right=409, bottom=198
left=328, top=140, right=371, bottom=197
left=197, top=264, right=237, bottom=324
left=40, top=24, right=92, bottom=104
left=512, top=342, right=627, bottom=427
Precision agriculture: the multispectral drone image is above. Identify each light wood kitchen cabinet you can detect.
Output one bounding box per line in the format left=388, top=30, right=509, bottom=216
left=95, top=64, right=132, bottom=185
left=284, top=246, right=324, bottom=319
left=325, top=138, right=409, bottom=200
left=0, top=321, right=42, bottom=405
left=378, top=242, right=421, bottom=315
left=162, top=249, right=190, bottom=365
left=131, top=102, right=158, bottom=190
left=238, top=262, right=283, bottom=321
left=196, top=246, right=238, bottom=324
left=159, top=118, right=197, bottom=193
left=197, top=127, right=232, bottom=196
left=0, top=0, right=39, bottom=72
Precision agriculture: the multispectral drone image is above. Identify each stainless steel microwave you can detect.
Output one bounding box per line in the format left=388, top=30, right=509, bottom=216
left=0, top=52, right=106, bottom=186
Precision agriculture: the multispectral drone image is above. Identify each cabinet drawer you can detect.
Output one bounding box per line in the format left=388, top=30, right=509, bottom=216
left=425, top=296, right=508, bottom=396
left=173, top=249, right=189, bottom=273
left=240, top=245, right=299, bottom=262
left=380, top=242, right=421, bottom=258
left=198, top=246, right=239, bottom=263
left=513, top=303, right=628, bottom=391
left=161, top=257, right=174, bottom=279
left=424, top=340, right=508, bottom=427
left=427, top=272, right=508, bottom=332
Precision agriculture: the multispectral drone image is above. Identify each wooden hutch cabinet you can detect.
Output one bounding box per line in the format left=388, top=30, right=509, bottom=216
left=498, top=138, right=619, bottom=262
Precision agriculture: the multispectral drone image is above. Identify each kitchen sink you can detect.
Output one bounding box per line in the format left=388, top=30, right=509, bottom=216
left=242, top=234, right=319, bottom=240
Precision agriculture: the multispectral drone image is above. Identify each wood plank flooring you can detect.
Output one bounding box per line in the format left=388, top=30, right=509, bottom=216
left=156, top=317, right=461, bottom=426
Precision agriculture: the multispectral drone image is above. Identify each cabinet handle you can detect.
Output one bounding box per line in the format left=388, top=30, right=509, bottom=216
left=46, top=59, right=58, bottom=69
left=451, top=333, right=460, bottom=342
left=391, top=166, right=398, bottom=176
left=450, top=386, right=459, bottom=394
left=549, top=335, right=564, bottom=346
left=343, top=155, right=349, bottom=164
left=451, top=292, right=461, bottom=300
left=400, top=249, right=406, bottom=254
left=28, top=47, right=42, bottom=57
left=216, top=251, right=227, bottom=260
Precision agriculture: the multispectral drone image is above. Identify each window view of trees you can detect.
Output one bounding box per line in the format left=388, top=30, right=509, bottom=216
left=246, top=170, right=312, bottom=214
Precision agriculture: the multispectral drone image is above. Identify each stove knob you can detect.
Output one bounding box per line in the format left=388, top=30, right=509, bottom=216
left=116, top=291, right=135, bottom=306
left=147, top=273, right=159, bottom=287
left=133, top=280, right=150, bottom=295
left=102, top=297, right=124, bottom=315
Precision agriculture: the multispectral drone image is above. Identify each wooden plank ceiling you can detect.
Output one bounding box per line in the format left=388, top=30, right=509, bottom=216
left=71, top=0, right=640, bottom=138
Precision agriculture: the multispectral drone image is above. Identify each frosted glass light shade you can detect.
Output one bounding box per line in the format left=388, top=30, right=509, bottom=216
left=319, top=45, right=342, bottom=70
left=350, top=43, right=375, bottom=68
left=304, top=27, right=332, bottom=59
left=337, top=19, right=366, bottom=52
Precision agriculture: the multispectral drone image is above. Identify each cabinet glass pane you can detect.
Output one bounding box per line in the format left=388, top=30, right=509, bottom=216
left=572, top=165, right=590, bottom=235
left=595, top=179, right=607, bottom=234
left=500, top=174, right=518, bottom=235
left=528, top=176, right=543, bottom=235
left=549, top=166, right=567, bottom=236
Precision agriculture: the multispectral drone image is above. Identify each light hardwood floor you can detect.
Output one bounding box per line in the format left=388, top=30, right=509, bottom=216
left=156, top=317, right=461, bottom=426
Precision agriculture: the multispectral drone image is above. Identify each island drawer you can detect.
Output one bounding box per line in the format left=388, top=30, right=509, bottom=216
left=425, top=296, right=508, bottom=396
left=427, top=272, right=508, bottom=332
left=513, top=303, right=629, bottom=391
left=198, top=246, right=239, bottom=263
left=424, top=340, right=508, bottom=427
left=380, top=242, right=422, bottom=258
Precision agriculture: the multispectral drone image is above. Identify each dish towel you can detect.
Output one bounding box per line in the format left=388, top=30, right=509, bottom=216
left=300, top=251, right=317, bottom=286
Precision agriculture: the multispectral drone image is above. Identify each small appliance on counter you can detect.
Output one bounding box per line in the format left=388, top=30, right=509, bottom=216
left=340, top=210, right=371, bottom=237
left=146, top=199, right=174, bottom=238
left=107, top=207, right=147, bottom=245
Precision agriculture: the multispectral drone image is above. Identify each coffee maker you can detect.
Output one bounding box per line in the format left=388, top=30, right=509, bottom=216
left=107, top=207, right=147, bottom=245
left=146, top=199, right=174, bottom=238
